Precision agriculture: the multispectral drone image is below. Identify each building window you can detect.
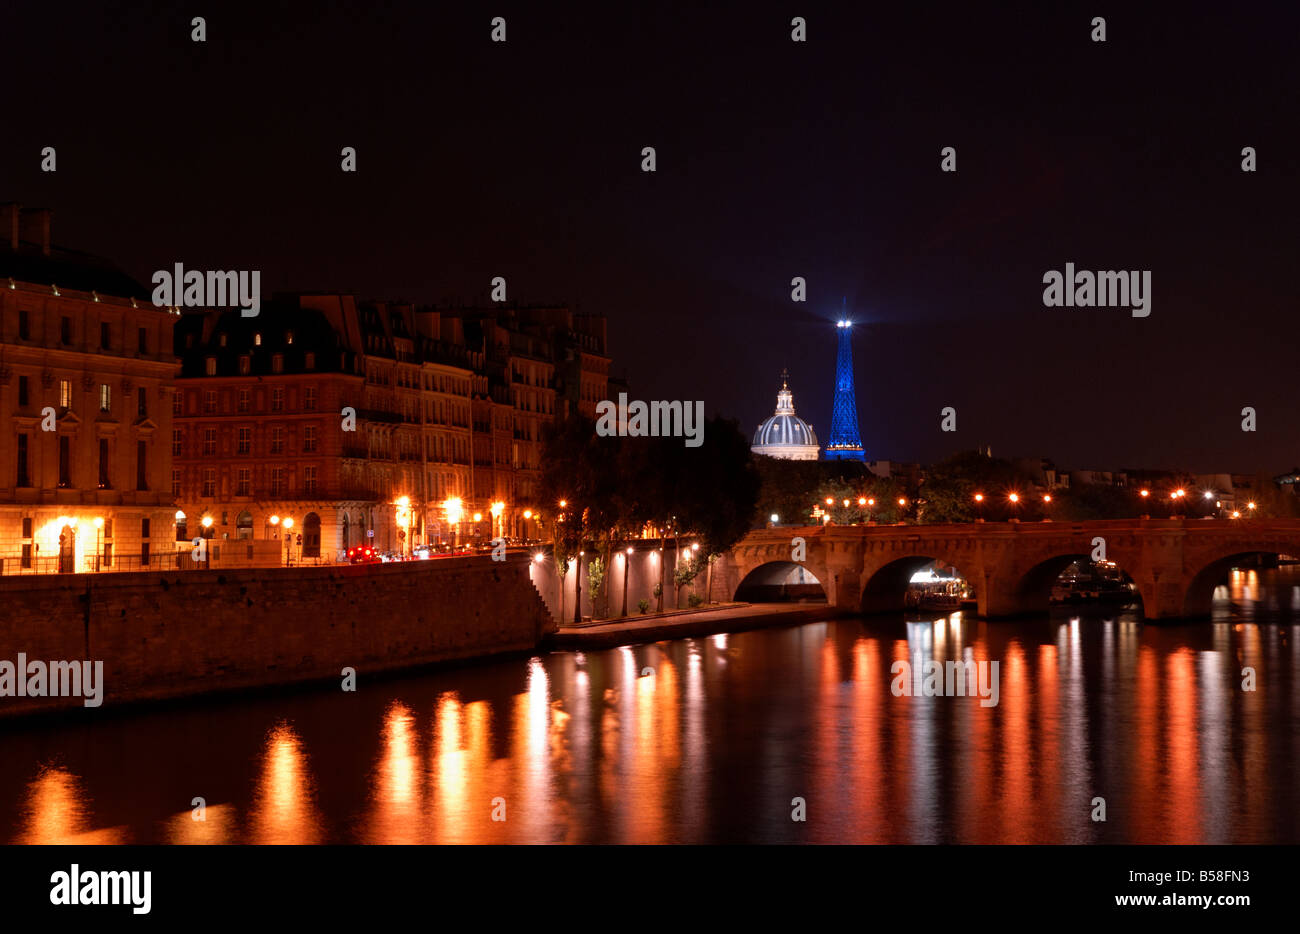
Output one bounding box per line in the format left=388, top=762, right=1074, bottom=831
left=238, top=388, right=250, bottom=412
left=137, top=387, right=148, bottom=418
left=136, top=440, right=148, bottom=490
left=253, top=332, right=262, bottom=346
left=236, top=468, right=251, bottom=496
left=59, top=379, right=71, bottom=409
left=17, top=375, right=27, bottom=407
left=270, top=426, right=284, bottom=454
left=203, top=390, right=217, bottom=413
left=18, top=310, right=29, bottom=340
left=218, top=333, right=228, bottom=347
left=102, top=543, right=113, bottom=568
left=272, top=354, right=284, bottom=374
left=138, top=327, right=148, bottom=354
left=61, top=317, right=72, bottom=344
left=58, top=436, right=71, bottom=487
left=239, top=355, right=250, bottom=375
left=21, top=544, right=32, bottom=569
left=16, top=434, right=29, bottom=487
left=100, top=322, right=111, bottom=350
left=305, top=352, right=315, bottom=371
left=270, top=467, right=285, bottom=496
left=173, top=392, right=182, bottom=416
left=175, top=513, right=188, bottom=541
left=142, top=517, right=151, bottom=539
left=237, top=426, right=252, bottom=454
left=141, top=541, right=150, bottom=565
left=285, top=330, right=294, bottom=345
left=304, top=386, right=317, bottom=410
left=303, top=466, right=317, bottom=495
left=303, top=425, right=317, bottom=453
left=272, top=387, right=284, bottom=412
left=99, top=384, right=111, bottom=413
left=98, top=438, right=111, bottom=488
left=172, top=469, right=181, bottom=496
left=201, top=468, right=216, bottom=498
left=203, top=428, right=217, bottom=456
left=205, top=357, right=217, bottom=376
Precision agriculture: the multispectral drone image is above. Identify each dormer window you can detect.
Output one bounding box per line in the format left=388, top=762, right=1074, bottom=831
left=253, top=332, right=262, bottom=346
left=285, top=330, right=294, bottom=345
left=219, top=333, right=228, bottom=347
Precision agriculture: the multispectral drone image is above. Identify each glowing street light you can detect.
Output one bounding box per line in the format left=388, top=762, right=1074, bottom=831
left=1139, top=489, right=1150, bottom=499
left=1042, top=494, right=1052, bottom=503
left=1248, top=502, right=1257, bottom=511
left=1008, top=493, right=1019, bottom=504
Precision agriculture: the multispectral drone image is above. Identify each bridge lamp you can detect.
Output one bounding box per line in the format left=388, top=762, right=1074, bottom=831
left=857, top=497, right=867, bottom=506
left=558, top=499, right=567, bottom=508
left=1139, top=489, right=1150, bottom=498
left=1232, top=510, right=1241, bottom=519
left=1008, top=493, right=1019, bottom=504
left=867, top=498, right=875, bottom=507
left=1203, top=491, right=1214, bottom=500
left=1042, top=494, right=1052, bottom=503
left=770, top=513, right=779, bottom=523
left=825, top=497, right=834, bottom=505
left=1248, top=502, right=1257, bottom=511
left=842, top=499, right=850, bottom=508
left=533, top=552, right=545, bottom=563
left=974, top=493, right=984, bottom=503
left=898, top=498, right=907, bottom=507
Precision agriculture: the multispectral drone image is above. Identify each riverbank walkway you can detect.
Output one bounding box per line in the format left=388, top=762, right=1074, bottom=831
left=547, top=601, right=834, bottom=649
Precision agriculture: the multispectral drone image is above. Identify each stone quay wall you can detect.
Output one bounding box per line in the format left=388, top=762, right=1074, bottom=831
left=0, top=554, right=553, bottom=718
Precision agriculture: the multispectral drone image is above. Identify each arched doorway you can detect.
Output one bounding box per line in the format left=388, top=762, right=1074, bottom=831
left=236, top=511, right=254, bottom=540
left=303, top=512, right=321, bottom=558
left=58, top=524, right=76, bottom=573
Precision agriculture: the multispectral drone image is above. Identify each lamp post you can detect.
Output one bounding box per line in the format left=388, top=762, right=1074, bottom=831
left=622, top=546, right=633, bottom=617
left=268, top=514, right=280, bottom=540
left=1042, top=493, right=1052, bottom=521
left=201, top=515, right=214, bottom=568
left=94, top=517, right=104, bottom=572
left=1008, top=492, right=1020, bottom=522
left=974, top=492, right=984, bottom=522
left=283, top=517, right=294, bottom=565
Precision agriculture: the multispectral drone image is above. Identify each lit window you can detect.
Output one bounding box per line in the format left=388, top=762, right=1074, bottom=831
left=99, top=383, right=111, bottom=413
left=253, top=332, right=262, bottom=346
left=285, top=330, right=294, bottom=345
left=59, top=379, right=72, bottom=409
left=205, top=357, right=217, bottom=376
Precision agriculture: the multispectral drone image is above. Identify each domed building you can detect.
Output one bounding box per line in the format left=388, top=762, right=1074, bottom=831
left=752, top=373, right=820, bottom=460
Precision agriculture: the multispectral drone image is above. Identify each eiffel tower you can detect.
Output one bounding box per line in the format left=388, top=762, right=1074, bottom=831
left=824, top=302, right=866, bottom=461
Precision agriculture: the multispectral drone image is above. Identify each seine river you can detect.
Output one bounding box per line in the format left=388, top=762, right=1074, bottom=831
left=5, top=567, right=1300, bottom=844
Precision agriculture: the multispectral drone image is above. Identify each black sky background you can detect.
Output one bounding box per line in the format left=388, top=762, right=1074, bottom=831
left=4, top=1, right=1298, bottom=473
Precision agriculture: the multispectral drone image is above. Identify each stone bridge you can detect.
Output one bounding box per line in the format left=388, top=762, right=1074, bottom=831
left=716, top=519, right=1300, bottom=620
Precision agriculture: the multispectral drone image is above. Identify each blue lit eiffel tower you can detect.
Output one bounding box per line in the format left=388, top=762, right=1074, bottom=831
left=824, top=302, right=866, bottom=461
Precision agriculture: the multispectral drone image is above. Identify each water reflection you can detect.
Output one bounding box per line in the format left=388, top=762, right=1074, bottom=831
left=6, top=567, right=1300, bottom=844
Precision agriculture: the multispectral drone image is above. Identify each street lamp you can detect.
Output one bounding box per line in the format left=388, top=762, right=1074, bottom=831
left=1008, top=492, right=1020, bottom=521
left=282, top=517, right=294, bottom=565
left=201, top=515, right=214, bottom=568
left=622, top=546, right=633, bottom=617
left=974, top=492, right=984, bottom=522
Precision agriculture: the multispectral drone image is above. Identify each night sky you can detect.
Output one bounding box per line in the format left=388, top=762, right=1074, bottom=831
left=4, top=1, right=1298, bottom=473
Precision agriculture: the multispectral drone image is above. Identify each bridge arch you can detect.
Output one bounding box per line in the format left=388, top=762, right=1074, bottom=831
left=734, top=561, right=826, bottom=603
left=1183, top=548, right=1292, bottom=618
left=860, top=554, right=975, bottom=615
left=1005, top=551, right=1144, bottom=617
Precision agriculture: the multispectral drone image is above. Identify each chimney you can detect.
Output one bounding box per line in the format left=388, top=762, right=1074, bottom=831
left=18, top=207, right=52, bottom=256
left=0, top=203, right=19, bottom=250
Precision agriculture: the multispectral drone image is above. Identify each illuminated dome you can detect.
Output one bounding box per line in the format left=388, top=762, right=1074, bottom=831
left=752, top=373, right=819, bottom=460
